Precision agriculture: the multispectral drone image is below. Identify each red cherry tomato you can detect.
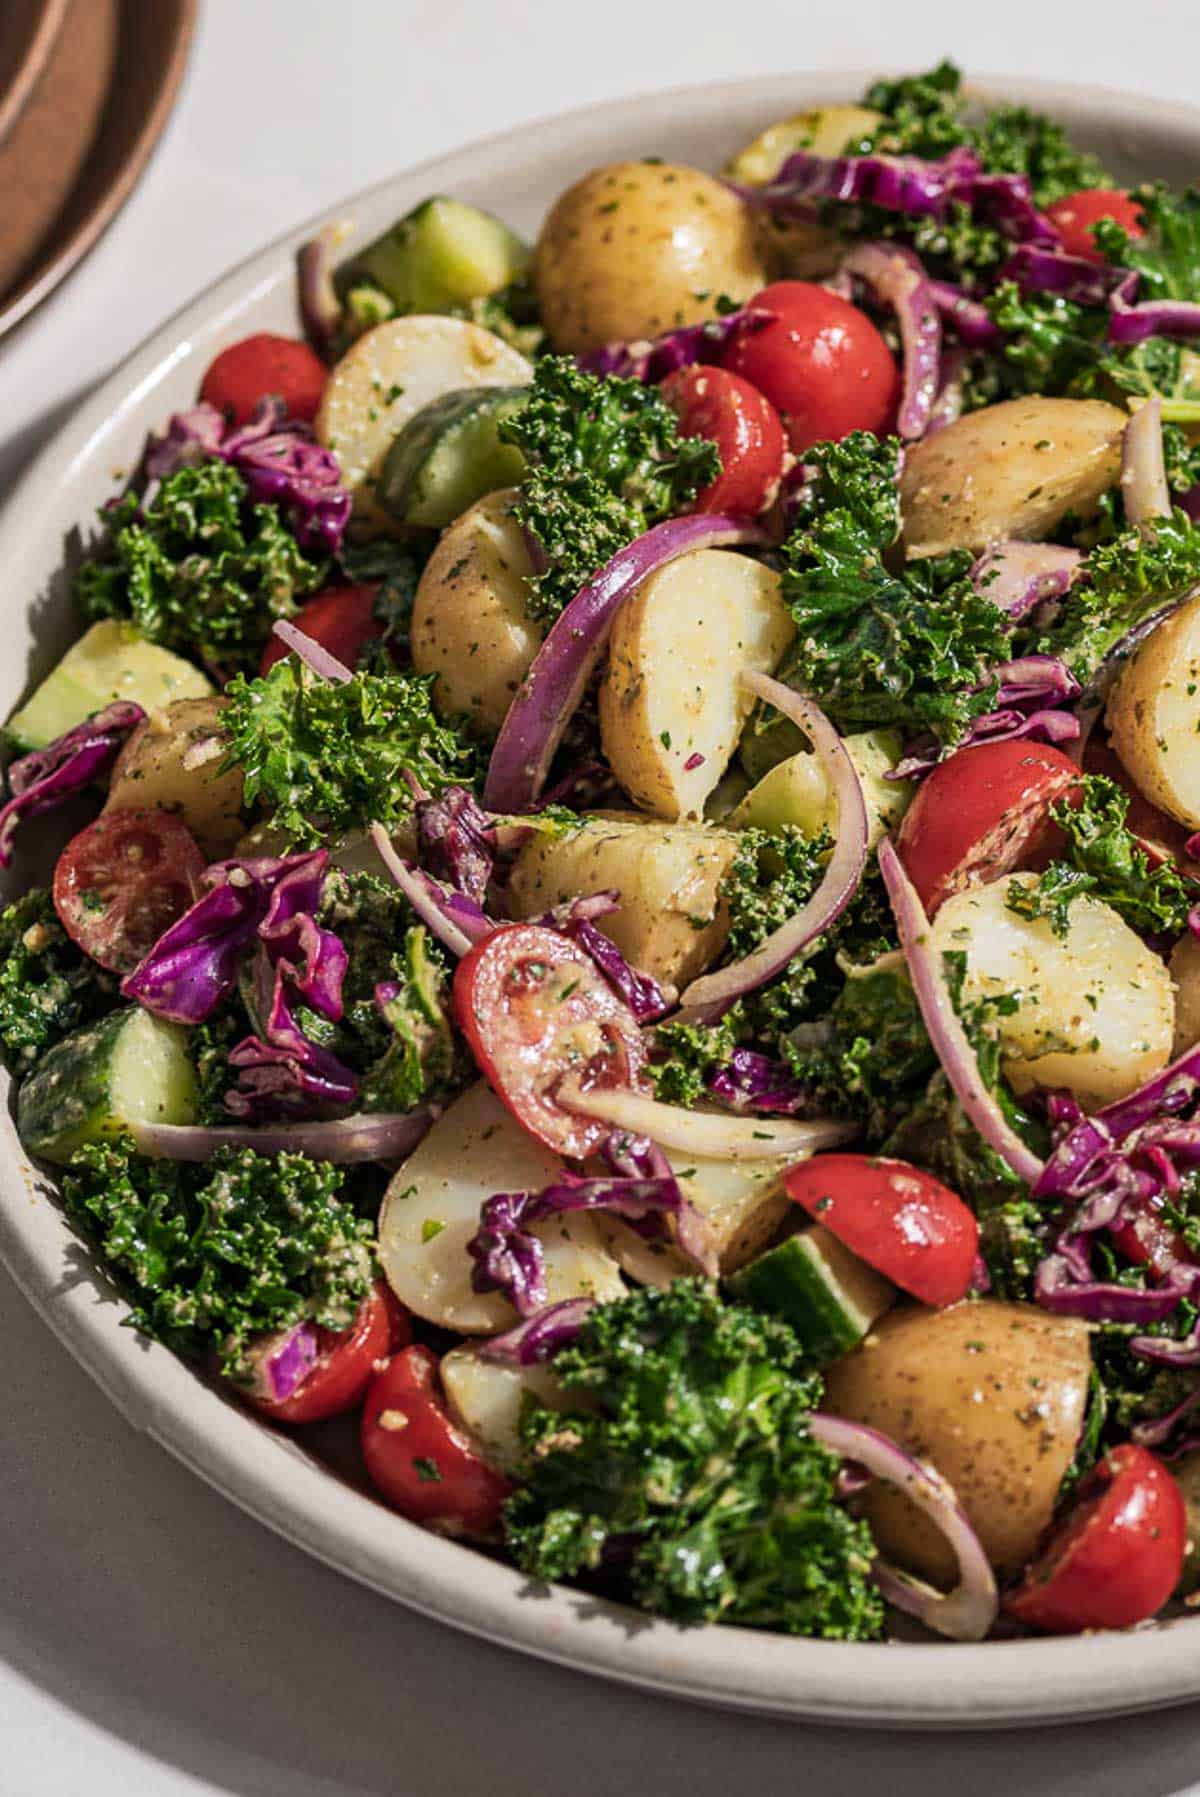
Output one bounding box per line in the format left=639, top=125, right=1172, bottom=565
left=783, top=1153, right=978, bottom=1307
left=453, top=922, right=646, bottom=1159
left=248, top=1281, right=411, bottom=1426
left=259, top=584, right=384, bottom=676
left=200, top=332, right=328, bottom=425
left=1045, top=189, right=1145, bottom=266
left=660, top=365, right=786, bottom=516
left=53, top=808, right=205, bottom=974
left=1006, top=1444, right=1186, bottom=1633
left=1109, top=1192, right=1193, bottom=1281
left=361, top=1345, right=510, bottom=1537
left=896, top=740, right=1082, bottom=917
left=724, top=280, right=900, bottom=454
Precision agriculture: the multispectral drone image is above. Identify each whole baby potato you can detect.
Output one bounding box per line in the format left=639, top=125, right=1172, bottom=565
left=410, top=488, right=542, bottom=735
left=532, top=161, right=767, bottom=354
left=1106, top=591, right=1200, bottom=830
left=900, top=397, right=1126, bottom=556
left=824, top=1300, right=1091, bottom=1583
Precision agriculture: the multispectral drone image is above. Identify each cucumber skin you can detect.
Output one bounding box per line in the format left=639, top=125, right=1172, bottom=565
left=18, top=1008, right=197, bottom=1165
left=728, top=1230, right=892, bottom=1364
left=339, top=197, right=529, bottom=315
left=7, top=621, right=212, bottom=752
left=378, top=386, right=528, bottom=528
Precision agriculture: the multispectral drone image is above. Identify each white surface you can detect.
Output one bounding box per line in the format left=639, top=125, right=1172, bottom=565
left=4, top=0, right=1200, bottom=1790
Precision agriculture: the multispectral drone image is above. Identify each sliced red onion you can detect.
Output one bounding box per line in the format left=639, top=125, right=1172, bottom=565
left=926, top=345, right=967, bottom=435
left=809, top=1413, right=998, bottom=1642
left=1121, top=397, right=1172, bottom=525
left=1035, top=1252, right=1194, bottom=1323
left=676, top=675, right=868, bottom=1020
left=369, top=823, right=493, bottom=955
left=878, top=838, right=1045, bottom=1186
left=1132, top=1383, right=1200, bottom=1446
left=970, top=543, right=1083, bottom=620
left=271, top=617, right=353, bottom=684
left=244, top=1320, right=321, bottom=1402
left=296, top=221, right=345, bottom=356
left=483, top=514, right=768, bottom=813
left=1109, top=283, right=1200, bottom=347
left=927, top=280, right=1006, bottom=350
left=479, top=1298, right=596, bottom=1365
left=556, top=1080, right=855, bottom=1161
left=130, top=1105, right=436, bottom=1164
left=838, top=243, right=941, bottom=439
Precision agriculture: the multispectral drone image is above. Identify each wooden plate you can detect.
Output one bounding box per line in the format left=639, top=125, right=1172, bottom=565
left=0, top=0, right=196, bottom=340
left=0, top=0, right=69, bottom=146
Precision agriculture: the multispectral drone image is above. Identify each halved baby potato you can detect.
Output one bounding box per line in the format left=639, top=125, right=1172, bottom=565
left=105, top=696, right=244, bottom=859
left=410, top=488, right=542, bottom=734
left=377, top=1081, right=626, bottom=1333
left=1106, top=591, right=1200, bottom=830
left=440, top=1347, right=570, bottom=1473
left=1170, top=932, right=1200, bottom=1056
left=598, top=1148, right=793, bottom=1286
left=900, top=397, right=1126, bottom=556
left=929, top=873, right=1174, bottom=1106
left=725, top=103, right=883, bottom=280
left=599, top=550, right=794, bottom=821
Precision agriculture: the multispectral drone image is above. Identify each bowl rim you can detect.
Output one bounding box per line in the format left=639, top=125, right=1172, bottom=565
left=3, top=64, right=1200, bottom=1729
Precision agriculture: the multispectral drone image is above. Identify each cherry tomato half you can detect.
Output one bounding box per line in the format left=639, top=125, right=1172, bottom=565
left=259, top=584, right=384, bottom=676
left=248, top=1281, right=411, bottom=1426
left=783, top=1153, right=978, bottom=1307
left=896, top=739, right=1082, bottom=917
left=1006, top=1444, right=1186, bottom=1633
left=724, top=280, right=900, bottom=455
left=1045, top=189, right=1145, bottom=266
left=453, top=922, right=646, bottom=1159
left=200, top=332, right=328, bottom=425
left=54, top=808, right=205, bottom=974
left=361, top=1345, right=510, bottom=1537
left=1109, top=1191, right=1194, bottom=1282
left=660, top=365, right=786, bottom=517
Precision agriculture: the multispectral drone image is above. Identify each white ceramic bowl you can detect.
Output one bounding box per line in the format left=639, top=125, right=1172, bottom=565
left=3, top=70, right=1200, bottom=1730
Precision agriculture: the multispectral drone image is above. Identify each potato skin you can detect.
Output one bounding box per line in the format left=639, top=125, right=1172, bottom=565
left=824, top=1300, right=1091, bottom=1583
left=900, top=397, right=1126, bottom=556
left=1171, top=932, right=1200, bottom=1056
left=532, top=162, right=767, bottom=354
left=105, top=697, right=244, bottom=858
left=507, top=815, right=739, bottom=989
left=1106, top=592, right=1200, bottom=829
left=410, top=488, right=542, bottom=734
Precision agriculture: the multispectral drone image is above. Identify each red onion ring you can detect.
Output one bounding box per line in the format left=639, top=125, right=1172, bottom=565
left=1121, top=397, right=1171, bottom=526
left=676, top=674, right=868, bottom=1020
left=131, top=1106, right=436, bottom=1165
left=878, top=838, right=1045, bottom=1186
left=271, top=617, right=354, bottom=684
left=296, top=220, right=347, bottom=357
left=556, top=1080, right=856, bottom=1160
left=809, top=1413, right=999, bottom=1642
left=369, top=823, right=493, bottom=955
left=838, top=242, right=941, bottom=440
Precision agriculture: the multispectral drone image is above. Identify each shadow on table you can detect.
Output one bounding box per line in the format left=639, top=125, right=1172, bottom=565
left=1, top=1268, right=1198, bottom=1797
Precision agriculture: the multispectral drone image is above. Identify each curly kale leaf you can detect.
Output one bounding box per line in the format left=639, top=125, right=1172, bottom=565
left=860, top=60, right=968, bottom=158
left=76, top=462, right=326, bottom=676
left=780, top=433, right=1008, bottom=743
left=498, top=357, right=720, bottom=624
left=1029, top=511, right=1200, bottom=682
left=721, top=825, right=830, bottom=1033
left=0, top=890, right=117, bottom=1075
left=61, top=1141, right=373, bottom=1381
left=650, top=1008, right=741, bottom=1107
left=1094, top=184, right=1200, bottom=306
left=337, top=535, right=429, bottom=665
left=784, top=960, right=937, bottom=1145
left=972, top=105, right=1108, bottom=207
left=223, top=657, right=477, bottom=848
left=1005, top=774, right=1196, bottom=941
left=505, top=1281, right=884, bottom=1639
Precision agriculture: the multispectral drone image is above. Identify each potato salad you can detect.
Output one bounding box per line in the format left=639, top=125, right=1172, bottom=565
left=10, top=59, right=1200, bottom=1646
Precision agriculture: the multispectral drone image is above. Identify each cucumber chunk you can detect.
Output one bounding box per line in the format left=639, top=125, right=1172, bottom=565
left=7, top=621, right=213, bottom=752
left=377, top=386, right=528, bottom=528
left=18, top=1007, right=198, bottom=1165
left=338, top=197, right=529, bottom=315
left=733, top=728, right=912, bottom=850
left=728, top=1225, right=893, bottom=1362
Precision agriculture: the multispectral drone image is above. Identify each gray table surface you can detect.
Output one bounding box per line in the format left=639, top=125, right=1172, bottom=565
left=4, top=2, right=1200, bottom=1790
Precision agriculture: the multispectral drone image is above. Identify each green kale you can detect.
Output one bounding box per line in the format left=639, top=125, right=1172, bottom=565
left=505, top=1281, right=884, bottom=1639
left=338, top=536, right=429, bottom=664
left=75, top=462, right=326, bottom=676
left=223, top=657, right=477, bottom=848
left=0, top=890, right=117, bottom=1075
left=1164, top=422, right=1200, bottom=496
left=191, top=1002, right=248, bottom=1124
left=61, top=1140, right=374, bottom=1381
left=1029, top=511, right=1200, bottom=683
left=722, top=825, right=829, bottom=1036
left=861, top=60, right=968, bottom=158
left=1006, top=774, right=1195, bottom=940
left=780, top=433, right=1009, bottom=744
left=977, top=1195, right=1052, bottom=1301
left=983, top=282, right=1109, bottom=399
left=1094, top=184, right=1200, bottom=307
left=973, top=105, right=1108, bottom=207
left=1059, top=1369, right=1108, bottom=1498
left=650, top=1007, right=741, bottom=1106
left=784, top=959, right=937, bottom=1145
left=498, top=357, right=720, bottom=624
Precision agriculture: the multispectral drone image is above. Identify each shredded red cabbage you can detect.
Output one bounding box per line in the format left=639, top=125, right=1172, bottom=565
left=837, top=243, right=941, bottom=438
left=706, top=1046, right=810, bottom=1115
left=540, top=891, right=671, bottom=1022
left=479, top=1297, right=596, bottom=1365
left=576, top=307, right=774, bottom=383
left=415, top=784, right=500, bottom=907
left=0, top=701, right=144, bottom=866
left=926, top=280, right=1006, bottom=350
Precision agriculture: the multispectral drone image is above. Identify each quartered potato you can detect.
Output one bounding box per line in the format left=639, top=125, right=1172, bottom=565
left=532, top=162, right=767, bottom=354
left=507, top=815, right=740, bottom=989
left=440, top=1347, right=570, bottom=1473
left=1106, top=591, right=1200, bottom=829
left=599, top=549, right=794, bottom=820
left=825, top=1301, right=1091, bottom=1582
left=597, top=1149, right=793, bottom=1286
left=1170, top=932, right=1200, bottom=1056
left=315, top=316, right=531, bottom=526
left=900, top=397, right=1126, bottom=556
left=930, top=873, right=1174, bottom=1106
left=725, top=103, right=883, bottom=280
left=410, top=488, right=542, bottom=734
left=377, top=1082, right=626, bottom=1332
left=105, top=697, right=244, bottom=859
